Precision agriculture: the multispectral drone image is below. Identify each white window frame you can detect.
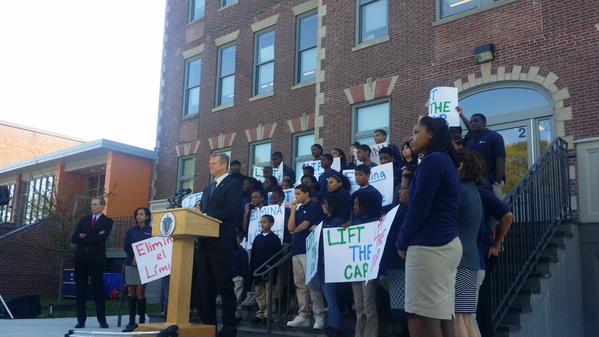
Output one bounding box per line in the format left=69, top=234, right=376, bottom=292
left=253, top=28, right=276, bottom=96
left=249, top=141, right=272, bottom=176
left=216, top=43, right=236, bottom=107
left=352, top=99, right=391, bottom=144
left=183, top=57, right=202, bottom=117
left=220, top=0, right=238, bottom=9
left=436, top=0, right=516, bottom=21
left=293, top=132, right=315, bottom=177
left=295, top=10, right=318, bottom=85
left=189, top=0, right=205, bottom=22
left=177, top=157, right=196, bottom=192
left=356, top=0, right=389, bottom=45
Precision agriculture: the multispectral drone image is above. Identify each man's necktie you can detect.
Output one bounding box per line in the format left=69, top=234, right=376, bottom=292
left=92, top=216, right=97, bottom=228
left=207, top=181, right=217, bottom=201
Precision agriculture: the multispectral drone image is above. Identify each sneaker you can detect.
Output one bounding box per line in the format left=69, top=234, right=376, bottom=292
left=287, top=315, right=310, bottom=328
left=313, top=315, right=325, bottom=329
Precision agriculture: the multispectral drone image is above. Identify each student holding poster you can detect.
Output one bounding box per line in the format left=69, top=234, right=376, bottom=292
left=350, top=165, right=382, bottom=337
left=242, top=190, right=266, bottom=235
left=122, top=207, right=152, bottom=332
left=287, top=184, right=326, bottom=329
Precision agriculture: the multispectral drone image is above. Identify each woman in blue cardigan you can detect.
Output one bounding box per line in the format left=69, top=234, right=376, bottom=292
left=396, top=116, right=463, bottom=337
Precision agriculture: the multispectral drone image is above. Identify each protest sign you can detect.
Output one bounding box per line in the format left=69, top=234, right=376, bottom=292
left=323, top=223, right=376, bottom=283
left=365, top=205, right=400, bottom=282
left=297, top=158, right=341, bottom=183
left=343, top=162, right=394, bottom=206
left=370, top=142, right=388, bottom=165
left=181, top=192, right=203, bottom=209
left=305, top=222, right=323, bottom=284
left=428, top=87, right=459, bottom=127
left=246, top=204, right=285, bottom=248
left=133, top=236, right=174, bottom=284
left=267, top=188, right=294, bottom=206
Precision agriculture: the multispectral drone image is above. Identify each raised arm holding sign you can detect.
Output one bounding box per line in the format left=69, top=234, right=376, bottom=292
left=429, top=87, right=459, bottom=127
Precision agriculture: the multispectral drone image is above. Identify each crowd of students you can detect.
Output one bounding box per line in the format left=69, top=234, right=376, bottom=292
left=120, top=110, right=513, bottom=337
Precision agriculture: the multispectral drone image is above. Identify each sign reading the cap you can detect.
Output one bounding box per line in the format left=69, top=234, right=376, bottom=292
left=160, top=212, right=176, bottom=237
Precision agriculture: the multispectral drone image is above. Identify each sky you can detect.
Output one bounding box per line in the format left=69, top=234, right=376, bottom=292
left=0, top=0, right=166, bottom=150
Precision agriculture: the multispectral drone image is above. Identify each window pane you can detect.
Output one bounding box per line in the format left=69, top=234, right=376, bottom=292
left=257, top=62, right=274, bottom=95
left=222, top=0, right=237, bottom=7
left=220, top=75, right=235, bottom=105
left=538, top=119, right=553, bottom=154
left=356, top=102, right=389, bottom=133
left=186, top=87, right=200, bottom=115
left=253, top=143, right=272, bottom=165
left=356, top=136, right=375, bottom=146
left=220, top=45, right=236, bottom=77
left=192, top=0, right=205, bottom=20
left=497, top=126, right=529, bottom=195
left=460, top=87, right=552, bottom=125
left=182, top=158, right=195, bottom=176
left=360, top=0, right=387, bottom=43
left=188, top=58, right=202, bottom=88
left=441, top=0, right=479, bottom=18
left=299, top=48, right=317, bottom=83
left=299, top=13, right=318, bottom=50
left=257, top=30, right=275, bottom=64
left=296, top=133, right=314, bottom=157
left=180, top=179, right=194, bottom=191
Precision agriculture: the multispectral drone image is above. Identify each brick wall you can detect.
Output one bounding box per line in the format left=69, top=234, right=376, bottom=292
left=0, top=122, right=83, bottom=168
left=154, top=0, right=599, bottom=204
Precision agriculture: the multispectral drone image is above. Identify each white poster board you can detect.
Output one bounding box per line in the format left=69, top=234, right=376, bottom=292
left=252, top=166, right=281, bottom=183
left=297, top=157, right=341, bottom=183
left=267, top=188, right=294, bottom=206
left=323, top=223, right=377, bottom=283
left=428, top=87, right=459, bottom=127
left=181, top=192, right=203, bottom=209
left=370, top=142, right=388, bottom=165
left=365, top=205, right=400, bottom=282
left=245, top=205, right=286, bottom=248
left=305, top=222, right=323, bottom=284
left=342, top=162, right=395, bottom=206
left=133, top=236, right=174, bottom=284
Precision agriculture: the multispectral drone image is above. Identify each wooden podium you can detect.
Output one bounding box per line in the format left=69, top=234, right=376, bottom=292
left=135, top=208, right=221, bottom=337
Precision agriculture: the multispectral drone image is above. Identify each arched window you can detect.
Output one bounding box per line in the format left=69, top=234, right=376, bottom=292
left=460, top=84, right=554, bottom=193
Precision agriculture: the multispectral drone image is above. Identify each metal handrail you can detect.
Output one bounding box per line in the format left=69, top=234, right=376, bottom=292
left=252, top=243, right=294, bottom=334
left=490, top=138, right=570, bottom=330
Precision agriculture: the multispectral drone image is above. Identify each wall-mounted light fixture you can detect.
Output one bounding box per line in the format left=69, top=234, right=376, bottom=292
left=474, top=43, right=495, bottom=64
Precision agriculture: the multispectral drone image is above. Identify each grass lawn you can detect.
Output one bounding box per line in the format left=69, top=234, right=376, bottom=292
left=38, top=297, right=162, bottom=318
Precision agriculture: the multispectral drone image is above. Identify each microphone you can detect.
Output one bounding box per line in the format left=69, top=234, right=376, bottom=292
left=167, top=188, right=192, bottom=208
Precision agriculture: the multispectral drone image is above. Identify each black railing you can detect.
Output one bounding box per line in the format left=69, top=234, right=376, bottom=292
left=253, top=243, right=294, bottom=334
left=490, top=138, right=570, bottom=330
left=106, top=215, right=136, bottom=251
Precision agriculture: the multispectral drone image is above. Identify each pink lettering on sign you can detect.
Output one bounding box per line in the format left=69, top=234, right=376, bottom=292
left=134, top=242, right=147, bottom=256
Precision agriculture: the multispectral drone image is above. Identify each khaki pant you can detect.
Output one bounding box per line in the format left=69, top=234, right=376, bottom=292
left=233, top=276, right=244, bottom=317
left=292, top=254, right=325, bottom=317
left=352, top=280, right=378, bottom=337
left=255, top=282, right=271, bottom=318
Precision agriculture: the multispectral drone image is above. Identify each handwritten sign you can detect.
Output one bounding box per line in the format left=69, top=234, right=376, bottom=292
left=323, top=224, right=376, bottom=283
left=370, top=143, right=388, bottom=165
left=267, top=188, right=294, bottom=206
left=305, top=222, right=323, bottom=284
left=246, top=205, right=285, bottom=249
left=181, top=192, right=203, bottom=209
left=343, top=163, right=395, bottom=206
left=252, top=166, right=281, bottom=183
left=429, top=87, right=459, bottom=127
left=366, top=205, right=400, bottom=282
left=133, top=236, right=174, bottom=284
left=297, top=158, right=341, bottom=184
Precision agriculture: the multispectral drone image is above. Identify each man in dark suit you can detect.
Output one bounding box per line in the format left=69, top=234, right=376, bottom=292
left=71, top=197, right=114, bottom=329
left=200, top=154, right=243, bottom=337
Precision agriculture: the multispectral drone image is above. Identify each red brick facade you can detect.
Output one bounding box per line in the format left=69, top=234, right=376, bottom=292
left=153, top=0, right=599, bottom=209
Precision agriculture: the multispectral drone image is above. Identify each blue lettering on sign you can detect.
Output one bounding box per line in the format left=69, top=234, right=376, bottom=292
left=369, top=171, right=387, bottom=183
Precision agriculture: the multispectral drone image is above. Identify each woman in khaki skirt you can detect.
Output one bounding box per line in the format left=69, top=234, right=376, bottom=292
left=396, top=117, right=463, bottom=337
left=122, top=207, right=152, bottom=332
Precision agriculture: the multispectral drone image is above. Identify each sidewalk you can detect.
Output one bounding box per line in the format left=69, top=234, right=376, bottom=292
left=0, top=316, right=126, bottom=337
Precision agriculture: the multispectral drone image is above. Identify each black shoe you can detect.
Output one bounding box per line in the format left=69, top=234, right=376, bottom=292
left=217, top=325, right=237, bottom=337
left=99, top=322, right=109, bottom=329
left=122, top=323, right=138, bottom=332
left=75, top=322, right=85, bottom=329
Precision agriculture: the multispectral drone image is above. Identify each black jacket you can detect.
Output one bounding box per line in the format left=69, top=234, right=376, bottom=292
left=71, top=214, right=114, bottom=264
left=200, top=175, right=243, bottom=250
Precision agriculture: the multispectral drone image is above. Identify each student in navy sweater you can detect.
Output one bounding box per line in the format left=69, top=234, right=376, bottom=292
left=396, top=116, right=463, bottom=337
left=325, top=174, right=352, bottom=221
left=350, top=165, right=382, bottom=337
left=317, top=154, right=339, bottom=193
left=287, top=184, right=325, bottom=329
left=249, top=215, right=282, bottom=324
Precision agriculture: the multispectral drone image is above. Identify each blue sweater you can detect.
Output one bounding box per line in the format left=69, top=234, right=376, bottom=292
left=124, top=224, right=152, bottom=266
left=396, top=152, right=460, bottom=251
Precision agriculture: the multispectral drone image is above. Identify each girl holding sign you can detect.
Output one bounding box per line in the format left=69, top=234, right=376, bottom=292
left=122, top=207, right=152, bottom=332
left=396, top=117, right=462, bottom=337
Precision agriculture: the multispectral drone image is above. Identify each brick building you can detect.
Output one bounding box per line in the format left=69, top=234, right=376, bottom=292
left=152, top=0, right=599, bottom=334
left=0, top=120, right=84, bottom=168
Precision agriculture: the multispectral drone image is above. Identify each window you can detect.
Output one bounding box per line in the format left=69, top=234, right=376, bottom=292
left=178, top=157, right=196, bottom=192
left=439, top=0, right=517, bottom=19
left=254, top=29, right=276, bottom=96
left=0, top=184, right=15, bottom=223
left=216, top=44, right=236, bottom=107
left=87, top=173, right=106, bottom=197
left=296, top=11, right=318, bottom=84
left=189, top=0, right=205, bottom=22
left=353, top=100, right=390, bottom=145
left=220, top=0, right=237, bottom=8
left=183, top=58, right=202, bottom=116
left=357, top=0, right=388, bottom=44
left=293, top=132, right=315, bottom=176
left=460, top=85, right=554, bottom=194
left=250, top=142, right=272, bottom=175
left=18, top=175, right=55, bottom=225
